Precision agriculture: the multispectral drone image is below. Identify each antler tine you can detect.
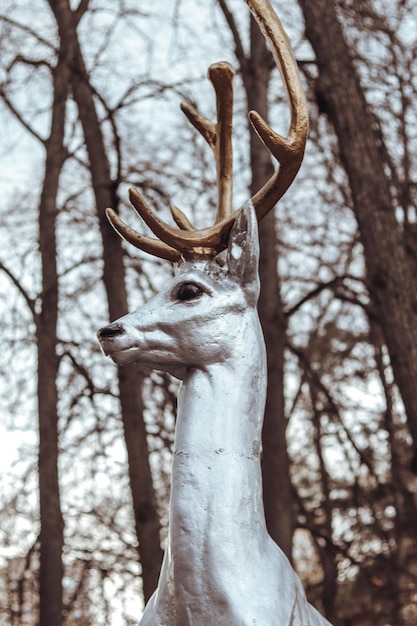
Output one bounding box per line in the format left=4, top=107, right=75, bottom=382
left=170, top=205, right=194, bottom=230
left=105, top=208, right=181, bottom=262
left=128, top=187, right=232, bottom=257
left=106, top=184, right=232, bottom=261
left=181, top=61, right=234, bottom=223
left=245, top=0, right=309, bottom=220
left=180, top=101, right=216, bottom=149
left=209, top=62, right=234, bottom=222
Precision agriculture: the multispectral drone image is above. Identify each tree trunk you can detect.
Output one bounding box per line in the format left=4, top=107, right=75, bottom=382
left=37, top=51, right=68, bottom=626
left=218, top=0, right=295, bottom=558
left=299, top=1, right=417, bottom=618
left=243, top=12, right=294, bottom=558
left=47, top=0, right=163, bottom=602
left=298, top=0, right=417, bottom=456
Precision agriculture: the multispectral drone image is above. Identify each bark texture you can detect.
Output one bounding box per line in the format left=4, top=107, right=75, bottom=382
left=298, top=0, right=417, bottom=454
left=218, top=0, right=294, bottom=557
left=247, top=19, right=294, bottom=558
left=37, top=50, right=68, bottom=626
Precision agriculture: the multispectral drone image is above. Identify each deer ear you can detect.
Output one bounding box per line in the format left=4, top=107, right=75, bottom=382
left=227, top=200, right=260, bottom=304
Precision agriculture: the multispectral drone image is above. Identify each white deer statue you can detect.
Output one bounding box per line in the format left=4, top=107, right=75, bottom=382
left=97, top=1, right=332, bottom=624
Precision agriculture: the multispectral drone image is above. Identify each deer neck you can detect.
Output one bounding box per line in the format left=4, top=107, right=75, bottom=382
left=167, top=310, right=268, bottom=570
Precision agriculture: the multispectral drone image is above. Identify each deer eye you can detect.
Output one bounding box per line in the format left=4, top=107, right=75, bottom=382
left=176, top=282, right=204, bottom=301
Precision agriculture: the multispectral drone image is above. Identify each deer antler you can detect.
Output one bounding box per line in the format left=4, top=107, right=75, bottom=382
left=181, top=62, right=234, bottom=224
left=106, top=0, right=308, bottom=261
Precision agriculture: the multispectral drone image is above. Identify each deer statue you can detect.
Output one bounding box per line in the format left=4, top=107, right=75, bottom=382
left=97, top=0, right=332, bottom=624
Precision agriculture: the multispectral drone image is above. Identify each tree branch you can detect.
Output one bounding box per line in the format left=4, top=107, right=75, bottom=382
left=0, top=87, right=46, bottom=145
left=285, top=275, right=369, bottom=318
left=217, top=0, right=248, bottom=72
left=289, top=339, right=379, bottom=478
left=285, top=277, right=345, bottom=318
left=0, top=260, right=37, bottom=321
left=74, top=0, right=90, bottom=26
left=0, top=15, right=56, bottom=52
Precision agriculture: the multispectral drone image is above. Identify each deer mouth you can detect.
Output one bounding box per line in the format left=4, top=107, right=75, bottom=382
left=100, top=342, right=140, bottom=366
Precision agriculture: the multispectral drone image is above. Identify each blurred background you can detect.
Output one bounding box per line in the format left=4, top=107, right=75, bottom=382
left=0, top=0, right=416, bottom=623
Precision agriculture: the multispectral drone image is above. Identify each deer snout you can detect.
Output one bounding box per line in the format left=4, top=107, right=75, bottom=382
left=97, top=322, right=129, bottom=360
left=97, top=323, right=125, bottom=341
left=97, top=321, right=144, bottom=366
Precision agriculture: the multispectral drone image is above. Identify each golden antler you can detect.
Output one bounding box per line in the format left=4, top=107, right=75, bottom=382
left=181, top=62, right=234, bottom=223
left=245, top=0, right=309, bottom=219
left=106, top=0, right=308, bottom=260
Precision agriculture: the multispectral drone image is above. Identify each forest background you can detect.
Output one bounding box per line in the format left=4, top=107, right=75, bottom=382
left=1, top=0, right=417, bottom=624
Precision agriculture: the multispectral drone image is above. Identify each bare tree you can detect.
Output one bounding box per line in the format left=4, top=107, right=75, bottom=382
left=217, top=0, right=294, bottom=559
left=0, top=32, right=69, bottom=626
left=298, top=0, right=417, bottom=456
left=2, top=0, right=417, bottom=622
left=35, top=46, right=68, bottom=626
left=46, top=0, right=163, bottom=601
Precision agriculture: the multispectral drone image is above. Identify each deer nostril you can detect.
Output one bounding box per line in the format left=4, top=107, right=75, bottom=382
left=97, top=323, right=125, bottom=340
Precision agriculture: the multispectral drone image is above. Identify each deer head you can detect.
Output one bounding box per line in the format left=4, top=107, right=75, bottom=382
left=97, top=0, right=308, bottom=376
left=98, top=202, right=261, bottom=378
